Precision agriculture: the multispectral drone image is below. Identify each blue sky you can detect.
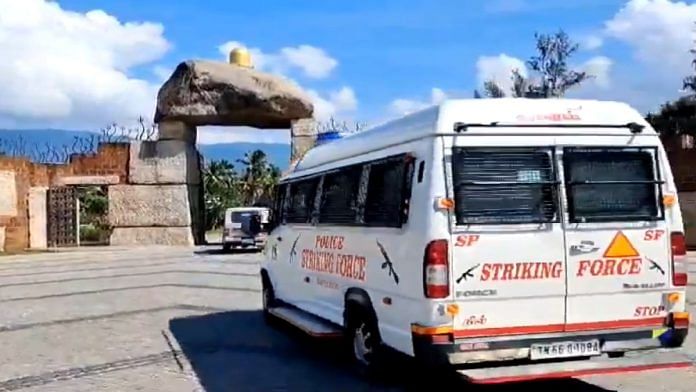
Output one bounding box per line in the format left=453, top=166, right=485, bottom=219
left=1, top=0, right=695, bottom=144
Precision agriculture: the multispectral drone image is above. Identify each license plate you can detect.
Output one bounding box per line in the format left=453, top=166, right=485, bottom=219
left=530, top=340, right=601, bottom=360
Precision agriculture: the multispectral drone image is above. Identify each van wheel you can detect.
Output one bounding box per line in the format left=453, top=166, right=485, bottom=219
left=222, top=244, right=231, bottom=252
left=261, top=279, right=277, bottom=325
left=346, top=306, right=385, bottom=378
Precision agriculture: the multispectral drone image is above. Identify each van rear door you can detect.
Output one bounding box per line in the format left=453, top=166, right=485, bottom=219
left=562, top=146, right=673, bottom=330
left=448, top=146, right=567, bottom=338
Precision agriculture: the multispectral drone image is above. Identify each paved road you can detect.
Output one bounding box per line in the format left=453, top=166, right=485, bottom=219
left=0, top=247, right=694, bottom=391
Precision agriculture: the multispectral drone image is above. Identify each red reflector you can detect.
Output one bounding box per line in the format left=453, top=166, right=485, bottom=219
left=429, top=334, right=452, bottom=344
left=671, top=232, right=688, bottom=287
left=673, top=273, right=688, bottom=286
left=424, top=240, right=449, bottom=298
left=671, top=232, right=686, bottom=256
left=674, top=317, right=690, bottom=329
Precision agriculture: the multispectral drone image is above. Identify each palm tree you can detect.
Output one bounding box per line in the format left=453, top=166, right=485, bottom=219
left=203, top=159, right=240, bottom=229
left=237, top=150, right=276, bottom=205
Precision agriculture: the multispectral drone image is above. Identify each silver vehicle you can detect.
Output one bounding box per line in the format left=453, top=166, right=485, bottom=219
left=222, top=207, right=270, bottom=251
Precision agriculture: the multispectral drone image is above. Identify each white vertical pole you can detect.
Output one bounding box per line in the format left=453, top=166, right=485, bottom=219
left=75, top=196, right=80, bottom=247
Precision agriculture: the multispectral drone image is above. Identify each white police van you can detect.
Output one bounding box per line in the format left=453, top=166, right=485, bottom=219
left=260, top=99, right=691, bottom=383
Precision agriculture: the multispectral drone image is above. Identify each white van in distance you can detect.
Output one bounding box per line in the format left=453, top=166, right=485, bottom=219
left=222, top=207, right=269, bottom=251
left=260, top=99, right=691, bottom=383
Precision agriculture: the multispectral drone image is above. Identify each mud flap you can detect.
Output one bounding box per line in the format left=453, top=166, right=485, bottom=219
left=457, top=349, right=693, bottom=384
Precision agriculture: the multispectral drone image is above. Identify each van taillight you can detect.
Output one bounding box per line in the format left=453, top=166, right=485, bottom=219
left=671, top=232, right=688, bottom=286
left=424, top=240, right=449, bottom=298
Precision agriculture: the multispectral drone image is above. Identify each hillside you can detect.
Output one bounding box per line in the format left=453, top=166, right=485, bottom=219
left=0, top=129, right=290, bottom=168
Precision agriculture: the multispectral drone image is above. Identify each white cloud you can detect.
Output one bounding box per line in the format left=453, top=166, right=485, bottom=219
left=152, top=65, right=173, bottom=82
left=218, top=41, right=338, bottom=79
left=582, top=35, right=604, bottom=50
left=389, top=88, right=449, bottom=116
left=604, top=0, right=696, bottom=73
left=197, top=127, right=289, bottom=145
left=475, top=54, right=528, bottom=95
left=582, top=56, right=613, bottom=89
left=307, top=86, right=358, bottom=120
left=329, top=87, right=358, bottom=112
left=0, top=0, right=170, bottom=129
left=280, top=46, right=338, bottom=79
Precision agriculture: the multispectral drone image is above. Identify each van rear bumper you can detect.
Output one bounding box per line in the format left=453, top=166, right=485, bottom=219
left=456, top=349, right=692, bottom=384
left=412, top=326, right=689, bottom=366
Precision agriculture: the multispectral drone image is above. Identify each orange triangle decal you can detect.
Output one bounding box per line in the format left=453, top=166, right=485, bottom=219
left=603, top=231, right=640, bottom=258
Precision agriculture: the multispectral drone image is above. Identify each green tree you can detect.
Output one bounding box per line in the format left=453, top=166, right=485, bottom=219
left=476, top=30, right=590, bottom=98
left=203, top=151, right=282, bottom=230
left=237, top=150, right=281, bottom=206
left=203, top=159, right=241, bottom=230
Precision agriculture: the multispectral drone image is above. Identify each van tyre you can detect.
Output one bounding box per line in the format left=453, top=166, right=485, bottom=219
left=346, top=306, right=386, bottom=378
left=261, top=278, right=277, bottom=325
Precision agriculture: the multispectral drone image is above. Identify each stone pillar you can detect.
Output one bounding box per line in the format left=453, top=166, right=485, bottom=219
left=109, top=120, right=204, bottom=246
left=28, top=187, right=48, bottom=249
left=158, top=121, right=197, bottom=144
left=291, top=118, right=317, bottom=163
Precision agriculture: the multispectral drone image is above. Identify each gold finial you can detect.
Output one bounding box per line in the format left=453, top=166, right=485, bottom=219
left=229, top=47, right=253, bottom=68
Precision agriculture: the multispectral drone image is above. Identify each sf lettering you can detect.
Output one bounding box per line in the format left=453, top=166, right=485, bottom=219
left=455, top=235, right=480, bottom=247
left=644, top=230, right=665, bottom=241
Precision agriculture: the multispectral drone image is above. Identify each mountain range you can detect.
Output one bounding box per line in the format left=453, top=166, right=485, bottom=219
left=0, top=129, right=290, bottom=168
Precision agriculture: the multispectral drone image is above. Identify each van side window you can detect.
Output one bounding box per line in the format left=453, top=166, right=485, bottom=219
left=451, top=148, right=557, bottom=224
left=563, top=147, right=662, bottom=222
left=318, top=165, right=363, bottom=224
left=285, top=178, right=319, bottom=224
left=273, top=184, right=286, bottom=225
left=364, top=156, right=414, bottom=227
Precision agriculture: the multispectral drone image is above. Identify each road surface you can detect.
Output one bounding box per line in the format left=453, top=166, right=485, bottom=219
left=0, top=246, right=694, bottom=391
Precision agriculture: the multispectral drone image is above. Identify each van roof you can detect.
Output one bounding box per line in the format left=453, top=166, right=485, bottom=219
left=291, top=99, right=654, bottom=176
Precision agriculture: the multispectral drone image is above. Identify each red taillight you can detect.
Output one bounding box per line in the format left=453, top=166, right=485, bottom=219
left=671, top=232, right=688, bottom=286
left=424, top=239, right=449, bottom=298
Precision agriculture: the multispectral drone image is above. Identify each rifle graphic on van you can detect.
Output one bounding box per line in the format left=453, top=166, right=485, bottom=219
left=376, top=241, right=399, bottom=285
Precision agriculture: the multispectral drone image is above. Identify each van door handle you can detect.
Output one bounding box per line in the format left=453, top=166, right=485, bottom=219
left=303, top=276, right=310, bottom=283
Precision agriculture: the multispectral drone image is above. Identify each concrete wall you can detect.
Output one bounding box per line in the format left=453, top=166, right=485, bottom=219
left=108, top=135, right=203, bottom=246
left=129, top=141, right=200, bottom=185
left=110, top=227, right=194, bottom=246
left=109, top=185, right=193, bottom=227
left=0, top=143, right=130, bottom=252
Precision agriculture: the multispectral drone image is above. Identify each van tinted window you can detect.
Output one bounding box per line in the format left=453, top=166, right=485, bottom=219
left=364, top=157, right=413, bottom=227
left=564, top=147, right=661, bottom=222
left=319, top=165, right=362, bottom=224
left=285, top=178, right=318, bottom=223
left=452, top=148, right=557, bottom=224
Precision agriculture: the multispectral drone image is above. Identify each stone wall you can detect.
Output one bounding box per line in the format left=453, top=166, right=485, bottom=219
left=0, top=143, right=129, bottom=252
left=106, top=131, right=204, bottom=246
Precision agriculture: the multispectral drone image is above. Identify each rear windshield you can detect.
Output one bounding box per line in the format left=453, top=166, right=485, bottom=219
left=230, top=211, right=259, bottom=222
left=451, top=148, right=557, bottom=224
left=563, top=147, right=662, bottom=222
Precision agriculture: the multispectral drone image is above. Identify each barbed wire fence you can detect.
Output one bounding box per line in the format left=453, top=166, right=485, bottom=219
left=0, top=117, right=157, bottom=164
left=315, top=117, right=368, bottom=135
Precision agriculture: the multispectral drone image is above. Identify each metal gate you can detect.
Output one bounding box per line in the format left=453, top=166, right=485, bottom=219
left=47, top=186, right=78, bottom=247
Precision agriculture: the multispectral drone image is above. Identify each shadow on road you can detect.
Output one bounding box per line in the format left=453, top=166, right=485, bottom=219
left=168, top=310, right=616, bottom=392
